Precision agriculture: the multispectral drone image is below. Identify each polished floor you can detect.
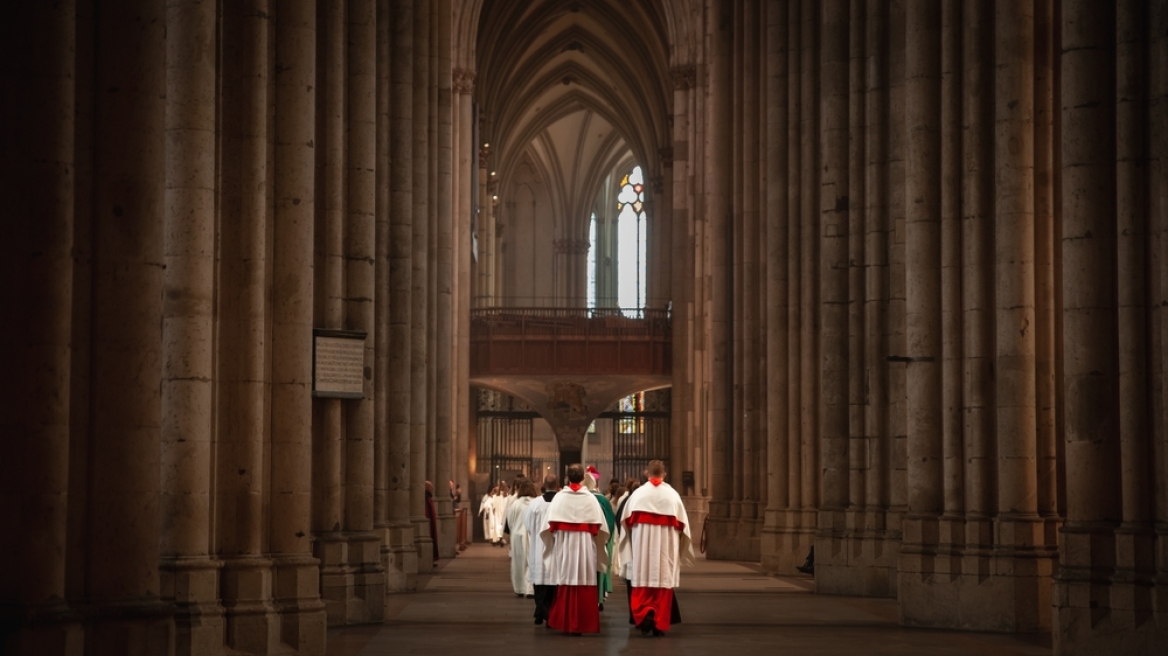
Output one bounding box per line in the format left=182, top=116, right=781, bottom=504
left=327, top=544, right=1053, bottom=655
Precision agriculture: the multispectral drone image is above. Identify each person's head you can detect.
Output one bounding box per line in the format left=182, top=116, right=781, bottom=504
left=542, top=473, right=560, bottom=492
left=519, top=480, right=539, bottom=498
left=582, top=472, right=597, bottom=491
left=624, top=477, right=640, bottom=495
left=425, top=480, right=434, bottom=493
left=647, top=460, right=666, bottom=479
left=566, top=463, right=585, bottom=484
left=608, top=480, right=621, bottom=496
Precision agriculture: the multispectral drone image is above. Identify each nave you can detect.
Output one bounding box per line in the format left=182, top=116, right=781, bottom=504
left=326, top=545, right=1051, bottom=655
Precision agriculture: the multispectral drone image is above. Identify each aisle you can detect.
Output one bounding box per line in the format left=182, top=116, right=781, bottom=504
left=327, top=544, right=1051, bottom=655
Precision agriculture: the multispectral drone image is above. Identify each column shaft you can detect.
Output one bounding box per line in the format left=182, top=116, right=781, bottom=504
left=0, top=5, right=77, bottom=648
left=847, top=0, right=867, bottom=512
left=435, top=0, right=456, bottom=562
left=442, top=0, right=461, bottom=559
left=819, top=0, right=850, bottom=513
left=410, top=0, right=432, bottom=564
left=787, top=0, right=803, bottom=514
left=904, top=0, right=943, bottom=517
left=799, top=0, right=820, bottom=512
left=993, top=0, right=1039, bottom=521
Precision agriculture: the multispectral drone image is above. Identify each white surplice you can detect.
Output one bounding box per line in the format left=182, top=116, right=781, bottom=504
left=538, top=485, right=610, bottom=586
left=505, top=496, right=534, bottom=595
left=616, top=480, right=694, bottom=588
left=522, top=494, right=555, bottom=585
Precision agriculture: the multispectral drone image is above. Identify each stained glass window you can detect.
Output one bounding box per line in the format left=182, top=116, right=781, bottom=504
left=616, top=166, right=646, bottom=315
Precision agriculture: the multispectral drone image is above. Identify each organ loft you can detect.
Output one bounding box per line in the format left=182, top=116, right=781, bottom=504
left=1, top=1, right=1166, bottom=655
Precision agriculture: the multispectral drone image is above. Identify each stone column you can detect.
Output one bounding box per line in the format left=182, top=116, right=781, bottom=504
left=216, top=1, right=282, bottom=650
left=847, top=0, right=867, bottom=517
left=743, top=0, right=763, bottom=541
left=442, top=0, right=461, bottom=558
left=1053, top=1, right=1122, bottom=650
left=1113, top=0, right=1158, bottom=641
left=436, top=0, right=457, bottom=562
left=314, top=0, right=348, bottom=625
left=705, top=0, right=733, bottom=549
left=818, top=0, right=850, bottom=550
left=0, top=3, right=82, bottom=653
left=345, top=0, right=384, bottom=623
left=270, top=0, right=327, bottom=650
left=960, top=0, right=994, bottom=553
left=786, top=0, right=806, bottom=548
left=992, top=0, right=1054, bottom=632
left=939, top=0, right=964, bottom=533
left=799, top=0, right=820, bottom=518
left=901, top=0, right=944, bottom=611
left=863, top=0, right=890, bottom=533
left=161, top=0, right=224, bottom=651
left=373, top=0, right=392, bottom=578
left=761, top=0, right=792, bottom=573
left=86, top=0, right=173, bottom=651
left=1151, top=5, right=1168, bottom=642
left=410, top=0, right=433, bottom=573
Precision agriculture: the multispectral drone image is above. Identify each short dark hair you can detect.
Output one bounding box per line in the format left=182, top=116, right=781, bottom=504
left=566, top=463, right=585, bottom=484
left=647, top=460, right=666, bottom=477
left=543, top=473, right=560, bottom=491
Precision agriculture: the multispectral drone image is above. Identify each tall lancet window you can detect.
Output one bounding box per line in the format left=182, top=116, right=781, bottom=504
left=587, top=212, right=598, bottom=309
left=616, top=166, right=646, bottom=314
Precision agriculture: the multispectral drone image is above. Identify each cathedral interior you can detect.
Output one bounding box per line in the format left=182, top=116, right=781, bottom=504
left=2, top=0, right=1167, bottom=654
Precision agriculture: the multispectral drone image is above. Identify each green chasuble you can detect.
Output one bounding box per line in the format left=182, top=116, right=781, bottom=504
left=593, top=492, right=616, bottom=600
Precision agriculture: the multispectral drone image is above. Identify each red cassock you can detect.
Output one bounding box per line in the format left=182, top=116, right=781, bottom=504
left=539, top=485, right=611, bottom=634
left=617, top=479, right=694, bottom=634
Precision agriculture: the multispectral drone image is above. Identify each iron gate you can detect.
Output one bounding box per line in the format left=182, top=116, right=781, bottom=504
left=601, top=389, right=671, bottom=485
left=476, top=389, right=536, bottom=486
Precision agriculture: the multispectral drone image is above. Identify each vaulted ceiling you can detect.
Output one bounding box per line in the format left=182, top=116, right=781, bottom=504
left=476, top=0, right=673, bottom=237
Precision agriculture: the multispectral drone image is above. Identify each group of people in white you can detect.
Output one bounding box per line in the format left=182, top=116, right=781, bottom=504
left=478, top=461, right=693, bottom=636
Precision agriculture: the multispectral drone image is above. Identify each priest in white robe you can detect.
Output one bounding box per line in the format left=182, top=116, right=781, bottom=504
left=505, top=480, right=537, bottom=597
left=617, top=460, right=693, bottom=636
left=479, top=486, right=497, bottom=544
left=539, top=464, right=610, bottom=635
left=522, top=473, right=559, bottom=624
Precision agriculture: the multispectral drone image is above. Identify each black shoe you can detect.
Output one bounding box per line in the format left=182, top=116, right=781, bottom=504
left=796, top=563, right=814, bottom=575
left=534, top=618, right=544, bottom=625
left=599, top=602, right=604, bottom=611
left=526, top=594, right=534, bottom=599
left=652, top=628, right=665, bottom=637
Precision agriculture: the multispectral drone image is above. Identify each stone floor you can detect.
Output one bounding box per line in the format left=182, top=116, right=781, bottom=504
left=327, top=544, right=1053, bottom=655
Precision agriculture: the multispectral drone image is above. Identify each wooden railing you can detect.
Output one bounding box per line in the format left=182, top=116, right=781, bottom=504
left=470, top=307, right=671, bottom=377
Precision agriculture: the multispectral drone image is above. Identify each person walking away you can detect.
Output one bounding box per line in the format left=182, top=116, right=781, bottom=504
left=522, top=473, right=560, bottom=625
left=539, top=464, right=610, bottom=635
left=617, top=460, right=693, bottom=636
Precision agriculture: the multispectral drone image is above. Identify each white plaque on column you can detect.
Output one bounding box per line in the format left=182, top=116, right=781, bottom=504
left=312, top=329, right=368, bottom=399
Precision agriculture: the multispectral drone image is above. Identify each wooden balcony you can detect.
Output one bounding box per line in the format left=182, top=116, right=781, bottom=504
left=469, top=307, right=671, bottom=377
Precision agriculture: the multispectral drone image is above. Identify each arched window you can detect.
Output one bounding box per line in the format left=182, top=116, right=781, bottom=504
left=587, top=212, right=598, bottom=309
left=615, top=166, right=646, bottom=313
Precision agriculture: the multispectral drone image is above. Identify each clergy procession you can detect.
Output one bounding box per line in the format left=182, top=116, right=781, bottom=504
left=486, top=461, right=693, bottom=637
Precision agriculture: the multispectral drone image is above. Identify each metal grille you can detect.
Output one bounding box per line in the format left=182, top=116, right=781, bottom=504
left=476, top=389, right=536, bottom=485
left=603, top=390, right=671, bottom=485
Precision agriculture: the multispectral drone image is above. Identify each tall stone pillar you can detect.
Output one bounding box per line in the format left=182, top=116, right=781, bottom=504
left=314, top=0, right=349, bottom=626
left=990, top=0, right=1055, bottom=632
left=863, top=0, right=890, bottom=530
left=799, top=0, right=821, bottom=524
left=216, top=1, right=282, bottom=650
left=270, top=0, right=327, bottom=651
left=435, top=1, right=457, bottom=565
left=0, top=3, right=83, bottom=653
left=161, top=0, right=224, bottom=652
left=960, top=0, right=994, bottom=567
left=441, top=0, right=461, bottom=559
left=1053, top=1, right=1123, bottom=652
left=345, top=0, right=385, bottom=623
left=816, top=0, right=851, bottom=588
left=373, top=0, right=394, bottom=586
left=900, top=0, right=944, bottom=615
left=761, top=0, right=794, bottom=574
left=85, top=1, right=174, bottom=651
left=740, top=0, right=762, bottom=554
left=705, top=0, right=734, bottom=557
left=410, top=0, right=434, bottom=574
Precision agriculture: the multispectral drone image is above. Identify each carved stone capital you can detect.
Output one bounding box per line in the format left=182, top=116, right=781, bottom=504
left=659, top=146, right=674, bottom=167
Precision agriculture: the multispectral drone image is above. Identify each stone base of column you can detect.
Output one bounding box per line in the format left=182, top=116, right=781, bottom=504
left=271, top=555, right=327, bottom=656
left=813, top=509, right=901, bottom=597
left=761, top=509, right=817, bottom=574
left=80, top=600, right=174, bottom=656
left=1051, top=523, right=1167, bottom=655
left=160, top=556, right=224, bottom=655
left=380, top=521, right=418, bottom=593
left=436, top=498, right=455, bottom=558
left=219, top=556, right=281, bottom=653
left=900, top=515, right=1057, bottom=633
left=411, top=516, right=435, bottom=572
left=314, top=534, right=354, bottom=627
left=0, top=603, right=83, bottom=656
left=682, top=495, right=709, bottom=543
left=348, top=532, right=386, bottom=623
left=703, top=500, right=762, bottom=560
